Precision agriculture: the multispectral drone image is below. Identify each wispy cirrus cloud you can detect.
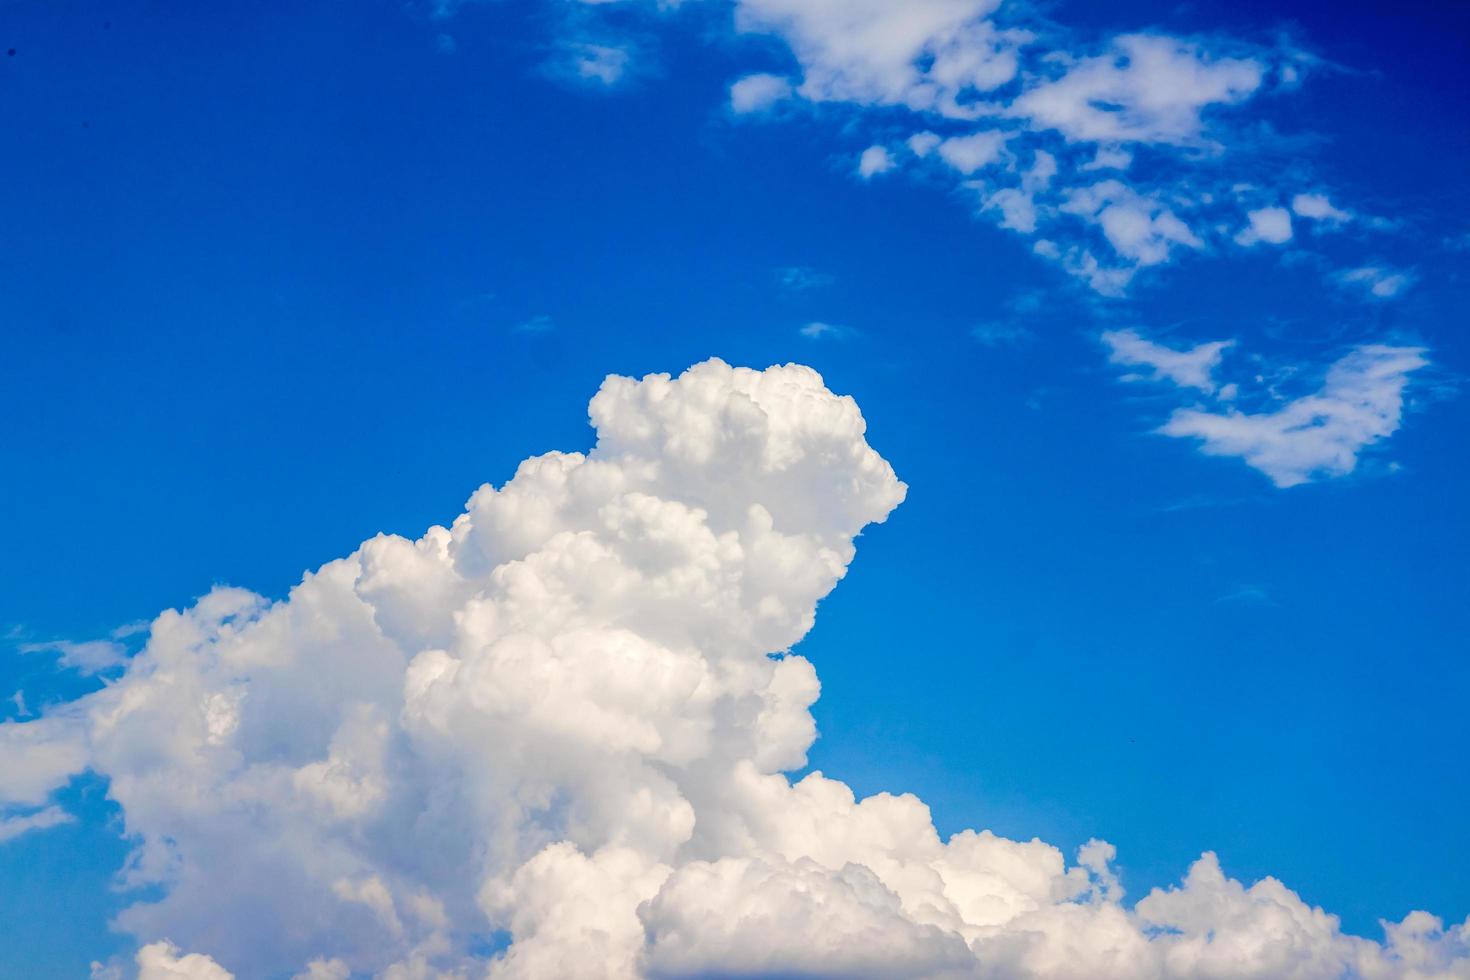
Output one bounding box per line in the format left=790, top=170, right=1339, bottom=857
left=1160, top=344, right=1429, bottom=488
left=0, top=804, right=73, bottom=844
left=1102, top=328, right=1234, bottom=394
left=797, top=320, right=853, bottom=340
left=18, top=639, right=128, bottom=674
left=1333, top=264, right=1415, bottom=300
left=1292, top=192, right=1353, bottom=224
left=1102, top=331, right=1430, bottom=488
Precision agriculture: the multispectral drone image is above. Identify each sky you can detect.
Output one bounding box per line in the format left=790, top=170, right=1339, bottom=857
left=0, top=0, right=1468, bottom=977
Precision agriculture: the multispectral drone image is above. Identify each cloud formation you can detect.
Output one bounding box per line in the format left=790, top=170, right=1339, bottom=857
left=1102, top=328, right=1234, bottom=394
left=1103, top=329, right=1430, bottom=486
left=1334, top=265, right=1415, bottom=300
left=1293, top=192, right=1353, bottom=224
left=5, top=361, right=1464, bottom=978
left=857, top=144, right=895, bottom=178
left=18, top=638, right=129, bottom=674
left=720, top=1, right=1372, bottom=292
left=729, top=72, right=792, bottom=114
left=1162, top=344, right=1430, bottom=487
left=0, top=803, right=73, bottom=843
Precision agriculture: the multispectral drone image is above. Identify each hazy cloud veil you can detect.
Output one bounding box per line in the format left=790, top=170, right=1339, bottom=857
left=3, top=361, right=1467, bottom=979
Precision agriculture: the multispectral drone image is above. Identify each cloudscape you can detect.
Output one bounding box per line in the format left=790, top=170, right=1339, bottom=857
left=6, top=361, right=1469, bottom=979
left=1, top=0, right=1466, bottom=977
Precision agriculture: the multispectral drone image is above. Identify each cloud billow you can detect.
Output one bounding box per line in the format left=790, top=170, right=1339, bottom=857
left=3, top=361, right=1466, bottom=979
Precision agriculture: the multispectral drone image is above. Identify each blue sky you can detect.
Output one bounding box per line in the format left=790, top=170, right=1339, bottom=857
left=1, top=1, right=1467, bottom=977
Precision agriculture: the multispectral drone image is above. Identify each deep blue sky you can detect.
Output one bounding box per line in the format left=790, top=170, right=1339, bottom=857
left=1, top=0, right=1467, bottom=974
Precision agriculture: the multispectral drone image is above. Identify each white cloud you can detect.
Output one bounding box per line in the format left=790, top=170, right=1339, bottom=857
left=1011, top=34, right=1264, bottom=145
left=1292, top=192, right=1352, bottom=223
left=1102, top=328, right=1234, bottom=393
left=1082, top=144, right=1133, bottom=171
left=729, top=72, right=792, bottom=114
left=136, top=942, right=234, bottom=980
left=1161, top=345, right=1429, bottom=487
left=857, top=144, right=894, bottom=178
left=0, top=713, right=90, bottom=806
left=292, top=959, right=349, bottom=980
left=1234, top=205, right=1293, bottom=246
left=1049, top=244, right=1138, bottom=296
left=19, top=638, right=128, bottom=674
left=0, top=804, right=73, bottom=843
left=798, top=320, right=851, bottom=340
left=936, top=130, right=1007, bottom=174
left=1061, top=180, right=1202, bottom=267
left=978, top=148, right=1055, bottom=233
left=431, top=0, right=1385, bottom=296
left=717, top=8, right=1386, bottom=292
left=906, top=130, right=941, bottom=158
left=2, top=360, right=1461, bottom=977
left=1334, top=265, right=1415, bottom=300
left=735, top=0, right=1019, bottom=112
left=560, top=41, right=631, bottom=86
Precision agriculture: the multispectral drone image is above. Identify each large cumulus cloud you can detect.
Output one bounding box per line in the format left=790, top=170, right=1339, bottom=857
left=3, top=360, right=1467, bottom=978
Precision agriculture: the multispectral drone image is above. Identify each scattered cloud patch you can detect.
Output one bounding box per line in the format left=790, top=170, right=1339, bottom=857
left=1103, top=328, right=1234, bottom=393
left=906, top=131, right=942, bottom=158
left=19, top=639, right=128, bottom=675
left=937, top=130, right=1007, bottom=175
left=1062, top=181, right=1202, bottom=269
left=0, top=804, right=73, bottom=843
left=1102, top=331, right=1432, bottom=487
left=798, top=320, right=852, bottom=340
left=1011, top=34, right=1264, bottom=145
left=111, top=620, right=151, bottom=640
left=857, top=144, right=894, bottom=178
left=729, top=72, right=792, bottom=114
left=981, top=147, right=1060, bottom=235
left=425, top=0, right=1391, bottom=295
left=734, top=0, right=1024, bottom=110
left=1161, top=345, right=1430, bottom=487
left=1234, top=205, right=1293, bottom=246
left=555, top=41, right=633, bottom=86
left=134, top=941, right=235, bottom=980
left=1082, top=144, right=1133, bottom=171
left=1292, top=192, right=1352, bottom=224
left=1334, top=265, right=1415, bottom=300
left=723, top=3, right=1312, bottom=291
